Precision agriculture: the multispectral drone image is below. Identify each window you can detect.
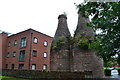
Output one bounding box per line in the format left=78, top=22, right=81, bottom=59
left=34, top=37, right=38, bottom=43
left=43, top=64, right=47, bottom=70
left=43, top=52, right=47, bottom=58
left=6, top=52, right=10, bottom=58
left=20, top=37, right=26, bottom=48
left=6, top=64, right=8, bottom=69
left=32, top=50, right=37, bottom=57
left=19, top=64, right=24, bottom=70
left=13, top=52, right=16, bottom=57
left=19, top=50, right=25, bottom=61
left=14, top=40, right=17, bottom=46
left=31, top=64, right=36, bottom=70
left=12, top=64, right=14, bottom=69
left=8, top=42, right=11, bottom=47
left=44, top=41, right=48, bottom=47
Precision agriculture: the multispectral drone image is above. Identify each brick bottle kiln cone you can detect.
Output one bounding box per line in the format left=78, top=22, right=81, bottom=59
left=50, top=14, right=71, bottom=71
left=73, top=12, right=105, bottom=78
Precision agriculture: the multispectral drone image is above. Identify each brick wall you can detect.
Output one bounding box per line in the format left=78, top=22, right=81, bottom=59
left=0, top=33, right=8, bottom=69
left=1, top=69, right=93, bottom=79
left=4, top=29, right=53, bottom=70
left=72, top=49, right=105, bottom=78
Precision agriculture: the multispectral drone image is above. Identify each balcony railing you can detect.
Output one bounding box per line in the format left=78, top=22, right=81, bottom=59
left=18, top=57, right=25, bottom=61
left=20, top=43, right=26, bottom=48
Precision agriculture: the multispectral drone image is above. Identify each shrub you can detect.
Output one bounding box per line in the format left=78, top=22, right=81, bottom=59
left=77, top=40, right=89, bottom=49
left=88, top=38, right=100, bottom=49
left=117, top=67, right=120, bottom=75
left=51, top=37, right=65, bottom=50
left=77, top=38, right=100, bottom=50
left=104, top=68, right=111, bottom=76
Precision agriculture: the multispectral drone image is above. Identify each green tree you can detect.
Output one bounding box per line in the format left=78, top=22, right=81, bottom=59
left=76, top=1, right=120, bottom=67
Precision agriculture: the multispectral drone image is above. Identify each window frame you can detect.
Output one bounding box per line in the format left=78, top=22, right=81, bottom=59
left=14, top=40, right=17, bottom=46
left=43, top=64, right=47, bottom=70
left=6, top=52, right=10, bottom=58
left=32, top=50, right=37, bottom=57
left=12, top=64, right=14, bottom=69
left=43, top=41, right=48, bottom=47
left=13, top=52, right=16, bottom=57
left=31, top=64, right=36, bottom=70
left=20, top=37, right=27, bottom=48
left=33, top=37, right=38, bottom=43
left=19, top=64, right=24, bottom=70
left=8, top=42, right=11, bottom=47
left=19, top=50, right=25, bottom=61
left=6, top=64, right=8, bottom=69
left=43, top=52, right=47, bottom=58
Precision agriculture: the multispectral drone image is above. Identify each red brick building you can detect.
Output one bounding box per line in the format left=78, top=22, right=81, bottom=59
left=0, top=29, right=53, bottom=70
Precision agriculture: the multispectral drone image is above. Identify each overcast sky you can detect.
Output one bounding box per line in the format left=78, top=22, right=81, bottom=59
left=0, top=0, right=84, bottom=37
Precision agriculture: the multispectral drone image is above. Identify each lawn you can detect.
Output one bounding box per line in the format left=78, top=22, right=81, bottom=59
left=0, top=76, right=28, bottom=80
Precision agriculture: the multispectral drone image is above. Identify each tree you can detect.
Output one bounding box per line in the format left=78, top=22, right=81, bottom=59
left=76, top=1, right=120, bottom=67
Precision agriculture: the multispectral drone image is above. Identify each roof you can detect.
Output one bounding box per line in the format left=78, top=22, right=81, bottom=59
left=0, top=30, right=12, bottom=36
left=8, top=28, right=53, bottom=38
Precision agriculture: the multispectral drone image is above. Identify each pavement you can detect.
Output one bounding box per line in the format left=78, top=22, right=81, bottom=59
left=106, top=70, right=120, bottom=79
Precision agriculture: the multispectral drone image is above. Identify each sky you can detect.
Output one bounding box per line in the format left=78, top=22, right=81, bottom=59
left=0, top=0, right=84, bottom=37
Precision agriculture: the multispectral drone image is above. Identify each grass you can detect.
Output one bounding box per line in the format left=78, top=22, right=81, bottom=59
left=0, top=76, right=28, bottom=80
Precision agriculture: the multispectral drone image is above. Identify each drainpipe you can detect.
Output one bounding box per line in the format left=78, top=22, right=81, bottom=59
left=29, top=33, right=33, bottom=70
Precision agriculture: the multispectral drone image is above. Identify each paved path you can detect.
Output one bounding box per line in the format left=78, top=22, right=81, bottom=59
left=106, top=70, right=120, bottom=79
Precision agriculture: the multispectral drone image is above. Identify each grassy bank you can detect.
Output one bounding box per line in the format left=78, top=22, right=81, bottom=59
left=0, top=76, right=28, bottom=80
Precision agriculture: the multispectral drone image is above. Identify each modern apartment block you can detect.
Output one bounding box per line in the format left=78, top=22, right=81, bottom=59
left=0, top=29, right=53, bottom=70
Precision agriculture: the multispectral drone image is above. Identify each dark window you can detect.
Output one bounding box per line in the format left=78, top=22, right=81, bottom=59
left=12, top=64, right=14, bottom=69
left=6, top=52, right=10, bottom=58
left=6, top=64, right=8, bottom=69
left=19, top=50, right=25, bottom=61
left=19, top=64, right=24, bottom=70
left=14, top=40, right=17, bottom=46
left=43, top=52, right=47, bottom=58
left=31, top=64, right=36, bottom=70
left=43, top=64, right=47, bottom=70
left=13, top=52, right=16, bottom=57
left=34, top=37, right=38, bottom=43
left=8, top=42, right=11, bottom=47
left=44, top=41, right=48, bottom=47
left=20, top=37, right=26, bottom=48
left=32, top=50, right=37, bottom=57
